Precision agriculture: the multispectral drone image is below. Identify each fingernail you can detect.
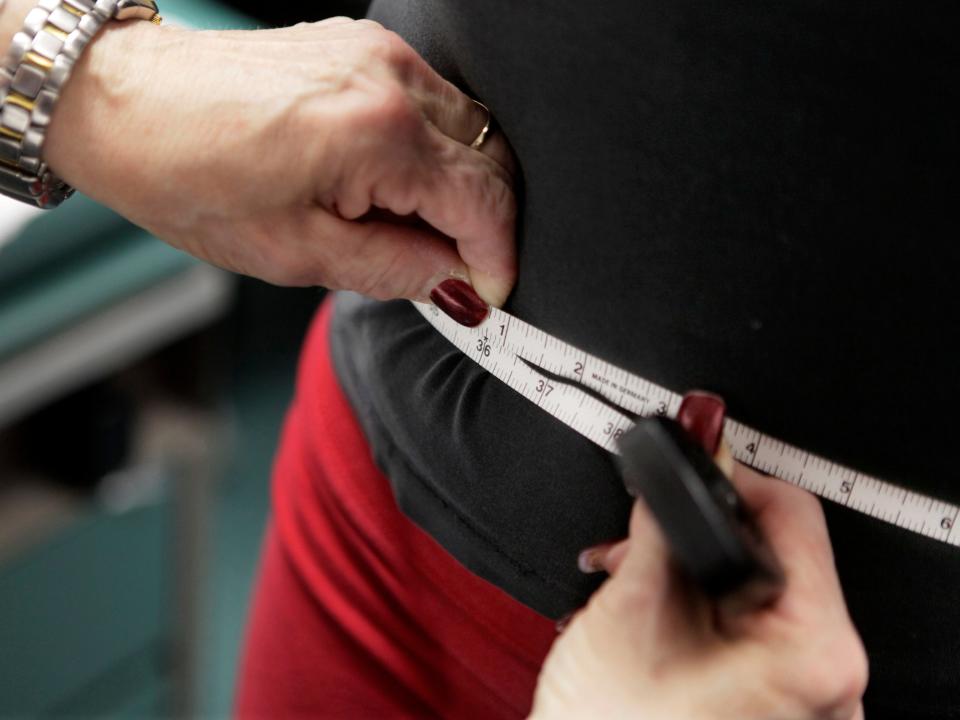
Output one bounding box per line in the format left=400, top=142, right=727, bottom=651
left=577, top=547, right=605, bottom=574
left=430, top=278, right=489, bottom=327
left=677, top=391, right=726, bottom=455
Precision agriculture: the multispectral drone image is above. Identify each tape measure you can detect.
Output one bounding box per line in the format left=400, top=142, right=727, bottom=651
left=412, top=301, right=960, bottom=548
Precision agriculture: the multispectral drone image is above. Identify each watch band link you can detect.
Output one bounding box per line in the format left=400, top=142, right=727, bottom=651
left=0, top=0, right=122, bottom=207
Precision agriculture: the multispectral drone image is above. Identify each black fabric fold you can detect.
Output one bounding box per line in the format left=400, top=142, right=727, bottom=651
left=329, top=1, right=960, bottom=717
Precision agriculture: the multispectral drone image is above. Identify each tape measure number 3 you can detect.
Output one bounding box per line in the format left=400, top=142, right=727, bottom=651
left=412, top=301, right=960, bottom=548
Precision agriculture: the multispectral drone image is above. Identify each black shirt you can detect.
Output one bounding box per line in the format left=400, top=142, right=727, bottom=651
left=330, top=1, right=960, bottom=716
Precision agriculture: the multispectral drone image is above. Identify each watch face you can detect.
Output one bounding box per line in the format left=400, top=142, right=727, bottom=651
left=115, top=0, right=160, bottom=21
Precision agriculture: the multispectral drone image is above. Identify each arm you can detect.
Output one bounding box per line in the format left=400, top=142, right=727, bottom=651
left=1, top=3, right=516, bottom=304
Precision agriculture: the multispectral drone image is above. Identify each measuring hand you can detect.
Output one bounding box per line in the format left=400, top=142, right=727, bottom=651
left=617, top=400, right=784, bottom=614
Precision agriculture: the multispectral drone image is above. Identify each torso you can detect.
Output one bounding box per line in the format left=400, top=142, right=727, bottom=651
left=330, top=2, right=960, bottom=715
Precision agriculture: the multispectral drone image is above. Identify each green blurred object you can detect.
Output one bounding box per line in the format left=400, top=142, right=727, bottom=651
left=0, top=197, right=127, bottom=290
left=0, top=222, right=194, bottom=363
left=0, top=1, right=258, bottom=717
left=0, top=503, right=171, bottom=717
left=0, top=0, right=257, bottom=359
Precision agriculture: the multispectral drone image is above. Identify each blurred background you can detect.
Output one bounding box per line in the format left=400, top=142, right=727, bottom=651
left=0, top=1, right=370, bottom=717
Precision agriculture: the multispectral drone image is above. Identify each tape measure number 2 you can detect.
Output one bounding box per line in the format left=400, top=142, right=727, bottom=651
left=413, top=301, right=960, bottom=548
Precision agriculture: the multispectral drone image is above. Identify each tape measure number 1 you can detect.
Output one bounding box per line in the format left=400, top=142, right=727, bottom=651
left=412, top=301, right=960, bottom=548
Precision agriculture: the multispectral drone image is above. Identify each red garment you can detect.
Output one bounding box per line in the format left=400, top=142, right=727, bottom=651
left=235, top=300, right=557, bottom=719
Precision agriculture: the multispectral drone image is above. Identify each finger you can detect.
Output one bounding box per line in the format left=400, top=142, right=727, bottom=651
left=411, top=124, right=518, bottom=306
left=676, top=390, right=726, bottom=455
left=577, top=538, right=629, bottom=575
left=728, top=465, right=849, bottom=617
left=356, top=24, right=515, bottom=171
left=601, top=540, right=630, bottom=575
left=466, top=122, right=517, bottom=178
left=293, top=209, right=469, bottom=300
left=722, top=463, right=869, bottom=717
left=307, top=18, right=488, bottom=147
left=425, top=99, right=516, bottom=177
left=391, top=47, right=487, bottom=143
left=322, top=107, right=516, bottom=305
left=714, top=440, right=735, bottom=478
left=418, top=81, right=490, bottom=147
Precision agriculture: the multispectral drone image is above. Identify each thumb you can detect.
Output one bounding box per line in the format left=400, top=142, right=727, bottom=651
left=415, top=125, right=518, bottom=307
left=308, top=210, right=469, bottom=301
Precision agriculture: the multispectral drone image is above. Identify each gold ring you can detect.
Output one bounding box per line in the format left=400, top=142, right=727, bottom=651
left=469, top=100, right=492, bottom=150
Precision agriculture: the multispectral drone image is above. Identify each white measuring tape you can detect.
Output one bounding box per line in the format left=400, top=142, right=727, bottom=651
left=413, top=301, right=960, bottom=547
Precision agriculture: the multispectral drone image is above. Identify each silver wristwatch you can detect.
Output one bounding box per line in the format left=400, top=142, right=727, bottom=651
left=0, top=0, right=160, bottom=208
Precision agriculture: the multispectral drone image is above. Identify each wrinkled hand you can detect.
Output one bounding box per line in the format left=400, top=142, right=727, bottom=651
left=531, top=464, right=869, bottom=720
left=43, top=17, right=517, bottom=304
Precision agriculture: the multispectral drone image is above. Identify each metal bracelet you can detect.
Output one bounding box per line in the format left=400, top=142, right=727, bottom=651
left=0, top=0, right=120, bottom=207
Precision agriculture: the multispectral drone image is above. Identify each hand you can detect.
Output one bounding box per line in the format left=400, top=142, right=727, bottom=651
left=530, top=463, right=868, bottom=720
left=41, top=17, right=517, bottom=304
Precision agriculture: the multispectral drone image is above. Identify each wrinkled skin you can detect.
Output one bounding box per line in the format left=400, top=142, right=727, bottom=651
left=12, top=11, right=517, bottom=303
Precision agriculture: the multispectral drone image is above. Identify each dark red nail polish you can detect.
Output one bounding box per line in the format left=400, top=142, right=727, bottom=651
left=430, top=279, right=488, bottom=327
left=677, top=391, right=726, bottom=455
